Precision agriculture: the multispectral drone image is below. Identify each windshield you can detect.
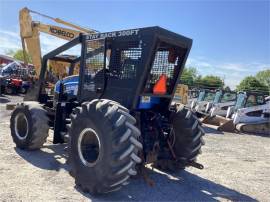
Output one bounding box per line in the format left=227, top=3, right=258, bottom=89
left=213, top=91, right=222, bottom=104
left=204, top=92, right=215, bottom=101
left=221, top=92, right=237, bottom=103
left=197, top=91, right=205, bottom=101
left=235, top=93, right=246, bottom=110
left=246, top=95, right=257, bottom=107
left=189, top=90, right=198, bottom=99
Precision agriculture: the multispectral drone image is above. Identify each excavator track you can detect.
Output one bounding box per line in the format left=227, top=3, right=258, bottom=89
left=236, top=120, right=270, bottom=135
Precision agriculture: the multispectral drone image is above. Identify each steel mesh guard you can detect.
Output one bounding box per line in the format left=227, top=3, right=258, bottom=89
left=83, top=39, right=105, bottom=91
left=109, top=41, right=142, bottom=80
left=145, top=44, right=180, bottom=94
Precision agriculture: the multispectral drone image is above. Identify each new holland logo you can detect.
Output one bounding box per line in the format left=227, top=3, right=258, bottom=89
left=49, top=27, right=75, bottom=39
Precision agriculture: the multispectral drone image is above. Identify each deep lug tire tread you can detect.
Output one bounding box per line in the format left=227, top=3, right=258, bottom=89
left=68, top=99, right=142, bottom=194
left=10, top=101, right=49, bottom=150
left=172, top=107, right=205, bottom=164
left=155, top=106, right=204, bottom=171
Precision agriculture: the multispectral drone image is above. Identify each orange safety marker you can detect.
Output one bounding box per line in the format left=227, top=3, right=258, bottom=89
left=153, top=74, right=167, bottom=95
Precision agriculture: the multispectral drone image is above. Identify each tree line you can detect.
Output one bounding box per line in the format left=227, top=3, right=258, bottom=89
left=180, top=67, right=270, bottom=95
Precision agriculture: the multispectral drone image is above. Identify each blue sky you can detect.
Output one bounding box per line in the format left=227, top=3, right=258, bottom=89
left=0, top=0, right=269, bottom=88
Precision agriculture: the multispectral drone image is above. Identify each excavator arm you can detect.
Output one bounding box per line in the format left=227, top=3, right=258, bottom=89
left=19, top=7, right=97, bottom=77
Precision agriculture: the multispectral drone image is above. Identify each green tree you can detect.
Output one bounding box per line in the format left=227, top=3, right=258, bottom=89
left=180, top=67, right=198, bottom=86
left=236, top=76, right=269, bottom=94
left=6, top=49, right=32, bottom=63
left=194, top=75, right=224, bottom=89
left=255, top=70, right=270, bottom=89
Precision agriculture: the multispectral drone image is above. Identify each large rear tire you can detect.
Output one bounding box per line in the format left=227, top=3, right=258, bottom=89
left=155, top=106, right=205, bottom=170
left=68, top=99, right=142, bottom=194
left=10, top=102, right=49, bottom=150
left=172, top=106, right=205, bottom=165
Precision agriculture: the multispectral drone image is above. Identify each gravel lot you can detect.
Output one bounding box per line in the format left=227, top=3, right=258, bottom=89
left=0, top=95, right=269, bottom=201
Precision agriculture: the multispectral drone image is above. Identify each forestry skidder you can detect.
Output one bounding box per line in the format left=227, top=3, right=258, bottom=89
left=10, top=27, right=204, bottom=194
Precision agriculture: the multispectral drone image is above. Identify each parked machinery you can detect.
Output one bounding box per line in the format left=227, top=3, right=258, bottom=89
left=10, top=27, right=205, bottom=194
left=203, top=91, right=270, bottom=134
left=186, top=88, right=199, bottom=107
left=173, top=84, right=188, bottom=105
left=191, top=89, right=215, bottom=117
left=201, top=90, right=237, bottom=120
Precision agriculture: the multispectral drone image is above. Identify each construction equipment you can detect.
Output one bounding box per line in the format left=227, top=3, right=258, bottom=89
left=203, top=91, right=270, bottom=134
left=173, top=84, right=188, bottom=105
left=200, top=90, right=237, bottom=120
left=10, top=26, right=205, bottom=194
left=191, top=89, right=215, bottom=117
left=19, top=7, right=97, bottom=77
left=185, top=88, right=199, bottom=107
left=233, top=93, right=270, bottom=134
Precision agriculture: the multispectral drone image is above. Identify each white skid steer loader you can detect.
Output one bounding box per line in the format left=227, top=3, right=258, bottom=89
left=202, top=92, right=270, bottom=135
left=206, top=90, right=237, bottom=116
left=233, top=94, right=270, bottom=135
left=191, top=89, right=215, bottom=117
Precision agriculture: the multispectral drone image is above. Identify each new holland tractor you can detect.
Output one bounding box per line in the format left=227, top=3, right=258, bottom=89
left=10, top=27, right=204, bottom=194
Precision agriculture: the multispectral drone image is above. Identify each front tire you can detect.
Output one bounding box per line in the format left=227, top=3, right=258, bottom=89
left=68, top=99, right=142, bottom=194
left=10, top=102, right=49, bottom=150
left=5, top=86, right=14, bottom=95
left=20, top=87, right=27, bottom=94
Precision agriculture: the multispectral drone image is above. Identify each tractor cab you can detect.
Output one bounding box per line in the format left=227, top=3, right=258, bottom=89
left=24, top=26, right=192, bottom=143
left=26, top=27, right=192, bottom=111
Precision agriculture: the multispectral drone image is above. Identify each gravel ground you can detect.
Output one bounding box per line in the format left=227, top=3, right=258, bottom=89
left=0, top=95, right=269, bottom=201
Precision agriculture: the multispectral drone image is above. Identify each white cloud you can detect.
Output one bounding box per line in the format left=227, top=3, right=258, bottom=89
left=0, top=29, right=80, bottom=56
left=187, top=56, right=270, bottom=89
left=0, top=30, right=21, bottom=53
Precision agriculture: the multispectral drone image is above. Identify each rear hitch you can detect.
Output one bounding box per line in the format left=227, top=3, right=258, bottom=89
left=188, top=161, right=204, bottom=169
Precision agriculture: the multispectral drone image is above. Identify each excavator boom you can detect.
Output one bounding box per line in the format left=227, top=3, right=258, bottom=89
left=19, top=7, right=97, bottom=76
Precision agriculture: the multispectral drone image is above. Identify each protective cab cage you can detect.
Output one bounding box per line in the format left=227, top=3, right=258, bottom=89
left=25, top=26, right=192, bottom=143
left=27, top=27, right=192, bottom=107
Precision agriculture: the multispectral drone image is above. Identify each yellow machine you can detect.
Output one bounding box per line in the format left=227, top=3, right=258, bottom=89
left=19, top=7, right=97, bottom=78
left=173, top=84, right=188, bottom=105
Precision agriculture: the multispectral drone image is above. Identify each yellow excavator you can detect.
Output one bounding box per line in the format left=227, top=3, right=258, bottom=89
left=19, top=7, right=97, bottom=78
